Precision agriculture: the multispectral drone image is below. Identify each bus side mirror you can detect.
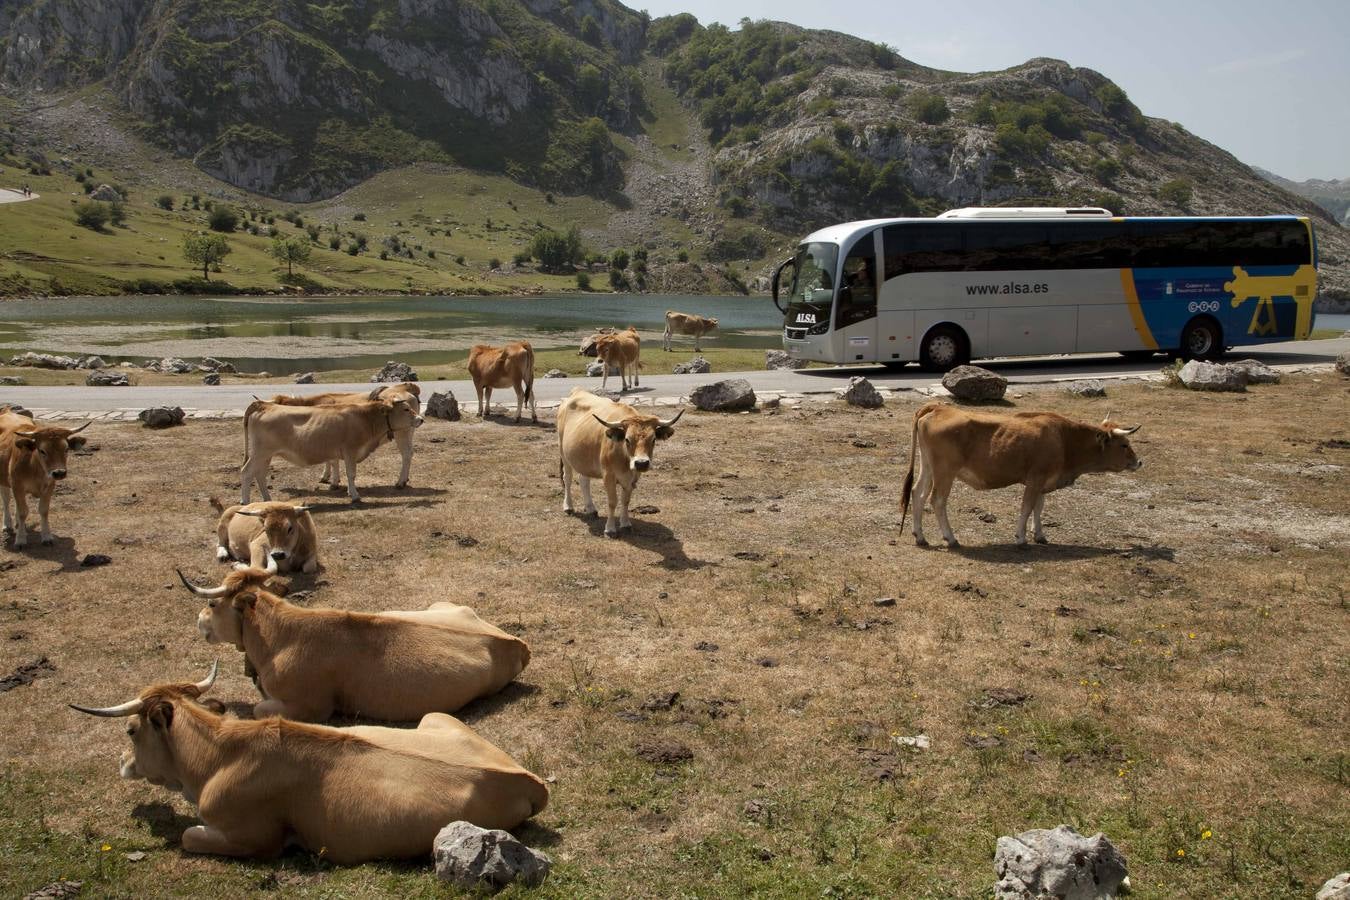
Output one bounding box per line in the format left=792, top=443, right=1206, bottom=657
left=771, top=257, right=794, bottom=313
left=838, top=285, right=853, bottom=305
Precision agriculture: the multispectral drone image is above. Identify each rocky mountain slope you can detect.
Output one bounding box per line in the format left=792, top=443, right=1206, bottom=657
left=1255, top=168, right=1350, bottom=226
left=1, top=2, right=1345, bottom=302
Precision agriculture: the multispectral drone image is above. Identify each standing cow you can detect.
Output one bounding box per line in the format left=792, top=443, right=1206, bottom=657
left=900, top=402, right=1143, bottom=547
left=210, top=497, right=319, bottom=573
left=594, top=326, right=641, bottom=392
left=266, top=383, right=421, bottom=490
left=467, top=341, right=537, bottom=423
left=0, top=407, right=89, bottom=548
left=557, top=388, right=682, bottom=537
left=71, top=664, right=549, bottom=862
left=664, top=310, right=719, bottom=351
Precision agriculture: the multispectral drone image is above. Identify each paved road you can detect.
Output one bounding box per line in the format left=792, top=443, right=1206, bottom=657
left=5, top=337, right=1346, bottom=417
left=0, top=188, right=38, bottom=204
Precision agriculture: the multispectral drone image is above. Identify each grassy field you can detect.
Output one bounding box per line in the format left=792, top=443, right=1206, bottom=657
left=0, top=375, right=1346, bottom=897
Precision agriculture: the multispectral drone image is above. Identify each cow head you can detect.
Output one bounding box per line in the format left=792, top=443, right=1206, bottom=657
left=592, top=409, right=683, bottom=472
left=177, top=558, right=279, bottom=648
left=70, top=662, right=219, bottom=791
left=234, top=504, right=311, bottom=565
left=11, top=422, right=89, bottom=482
left=381, top=395, right=424, bottom=431
left=707, top=317, right=720, bottom=329
left=1097, top=415, right=1143, bottom=471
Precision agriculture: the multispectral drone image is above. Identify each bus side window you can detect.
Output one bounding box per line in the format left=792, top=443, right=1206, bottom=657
left=837, top=240, right=877, bottom=328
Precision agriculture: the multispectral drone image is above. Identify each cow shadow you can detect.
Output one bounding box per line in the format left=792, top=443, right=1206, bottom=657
left=7, top=535, right=83, bottom=573
left=131, top=802, right=197, bottom=843
left=455, top=681, right=541, bottom=726
left=275, top=484, right=447, bottom=501
left=945, top=541, right=1170, bottom=563
left=576, top=513, right=714, bottom=571
left=478, top=414, right=554, bottom=430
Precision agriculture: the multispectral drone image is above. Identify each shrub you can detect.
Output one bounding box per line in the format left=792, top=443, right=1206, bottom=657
left=74, top=202, right=110, bottom=231
left=353, top=212, right=366, bottom=221
left=379, top=250, right=389, bottom=260
left=108, top=202, right=127, bottom=227
left=608, top=268, right=627, bottom=290
left=633, top=247, right=647, bottom=262
left=1159, top=179, right=1193, bottom=207
left=677, top=250, right=689, bottom=263
left=513, top=251, right=531, bottom=266
left=155, top=195, right=174, bottom=210
left=207, top=206, right=239, bottom=233
left=833, top=121, right=855, bottom=146
left=1085, top=131, right=1107, bottom=149
left=1092, top=158, right=1122, bottom=184
left=909, top=92, right=950, bottom=125
left=306, top=224, right=320, bottom=241
left=610, top=249, right=630, bottom=270
left=427, top=250, right=436, bottom=259
left=456, top=255, right=466, bottom=265
left=488, top=257, right=502, bottom=269
left=268, top=226, right=280, bottom=237
left=346, top=244, right=358, bottom=256
left=329, top=235, right=341, bottom=250
left=82, top=183, right=94, bottom=195
left=576, top=271, right=591, bottom=290
left=529, top=225, right=584, bottom=271
left=354, top=234, right=368, bottom=250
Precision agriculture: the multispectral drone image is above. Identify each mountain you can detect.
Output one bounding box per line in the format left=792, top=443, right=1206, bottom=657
left=1, top=2, right=1346, bottom=303
left=1254, top=168, right=1350, bottom=227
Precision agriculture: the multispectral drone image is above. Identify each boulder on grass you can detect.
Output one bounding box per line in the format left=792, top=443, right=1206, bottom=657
left=85, top=371, right=129, bottom=386
left=426, top=391, right=461, bottom=421
left=942, top=365, right=1008, bottom=402
left=673, top=356, right=711, bottom=375
left=994, top=825, right=1129, bottom=900
left=371, top=361, right=417, bottom=383
left=1317, top=872, right=1350, bottom=900
left=764, top=350, right=803, bottom=370
left=1336, top=351, right=1350, bottom=376
left=842, top=376, right=883, bottom=408
left=1226, top=358, right=1280, bottom=385
left=433, top=821, right=551, bottom=891
left=89, top=183, right=123, bottom=202
left=690, top=379, right=755, bottom=412
left=138, top=407, right=185, bottom=429
left=159, top=357, right=194, bottom=374
left=0, top=376, right=26, bottom=386
left=294, top=372, right=315, bottom=384
left=1177, top=360, right=1245, bottom=392
left=11, top=352, right=79, bottom=370
left=78, top=355, right=106, bottom=370
left=202, top=373, right=220, bottom=386
left=586, top=360, right=620, bottom=377
left=543, top=368, right=567, bottom=378
left=1064, top=379, right=1106, bottom=398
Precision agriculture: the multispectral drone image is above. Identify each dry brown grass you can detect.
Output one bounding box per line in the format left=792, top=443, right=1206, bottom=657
left=1, top=375, right=1346, bottom=898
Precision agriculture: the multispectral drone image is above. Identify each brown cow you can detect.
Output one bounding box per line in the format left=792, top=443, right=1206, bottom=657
left=241, top=395, right=423, bottom=504
left=664, top=310, right=719, bottom=351
left=0, top=408, right=89, bottom=548
left=900, top=402, right=1142, bottom=547
left=594, top=326, right=641, bottom=392
left=557, top=388, right=682, bottom=537
left=71, top=664, right=548, bottom=862
left=177, top=561, right=531, bottom=721
left=209, top=497, right=319, bottom=573
left=267, top=383, right=421, bottom=489
left=467, top=341, right=537, bottom=423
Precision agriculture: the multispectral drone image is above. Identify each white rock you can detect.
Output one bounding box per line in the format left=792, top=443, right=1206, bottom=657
left=426, top=391, right=460, bottom=421
left=942, top=365, right=1008, bottom=402
left=1177, top=360, right=1245, bottom=392
left=893, top=734, right=930, bottom=751
left=433, top=821, right=551, bottom=890
left=842, top=375, right=884, bottom=408
left=689, top=379, right=756, bottom=412
left=994, top=825, right=1128, bottom=900
left=1226, top=358, right=1280, bottom=385
left=1317, top=872, right=1350, bottom=900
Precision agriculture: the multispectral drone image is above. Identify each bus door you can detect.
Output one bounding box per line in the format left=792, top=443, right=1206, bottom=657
left=833, top=231, right=879, bottom=362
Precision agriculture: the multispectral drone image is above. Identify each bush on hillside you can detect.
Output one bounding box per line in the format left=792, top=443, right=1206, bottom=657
left=1158, top=178, right=1193, bottom=207
left=909, top=92, right=950, bottom=125
left=208, top=206, right=239, bottom=233
left=74, top=202, right=110, bottom=231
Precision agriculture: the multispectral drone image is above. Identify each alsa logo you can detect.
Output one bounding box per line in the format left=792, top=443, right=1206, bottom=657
left=795, top=313, right=817, bottom=324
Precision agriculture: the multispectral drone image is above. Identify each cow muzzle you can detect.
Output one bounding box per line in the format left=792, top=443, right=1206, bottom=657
left=118, top=752, right=140, bottom=780
left=270, top=549, right=288, bottom=561
left=196, top=612, right=217, bottom=642
left=632, top=457, right=651, bottom=472
left=1129, top=460, right=1143, bottom=471
left=50, top=469, right=67, bottom=480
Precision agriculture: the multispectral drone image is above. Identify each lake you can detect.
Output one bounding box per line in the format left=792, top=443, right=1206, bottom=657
left=0, top=293, right=782, bottom=375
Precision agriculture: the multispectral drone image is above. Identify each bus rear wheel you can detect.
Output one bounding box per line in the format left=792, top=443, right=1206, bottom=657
left=1179, top=317, right=1223, bottom=361
left=919, top=325, right=969, bottom=372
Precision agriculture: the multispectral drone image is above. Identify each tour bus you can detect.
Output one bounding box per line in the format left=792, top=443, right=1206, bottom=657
left=770, top=207, right=1318, bottom=370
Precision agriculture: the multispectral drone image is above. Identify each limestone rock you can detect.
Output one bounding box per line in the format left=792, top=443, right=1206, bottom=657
left=543, top=368, right=567, bottom=378
left=842, top=376, right=883, bottom=408
left=426, top=391, right=461, bottom=421
left=1226, top=358, right=1280, bottom=384
left=0, top=376, right=26, bottom=386
left=690, top=379, right=756, bottom=412
left=202, top=372, right=220, bottom=386
left=580, top=327, right=615, bottom=357
left=942, top=365, right=1008, bottom=402
left=200, top=356, right=228, bottom=371
left=587, top=360, right=621, bottom=377
left=1317, top=872, right=1350, bottom=900
left=433, top=821, right=551, bottom=891
left=11, top=351, right=79, bottom=369
left=89, top=183, right=123, bottom=202
left=994, top=825, right=1128, bottom=900
left=1064, top=379, right=1106, bottom=397
left=1336, top=351, right=1350, bottom=376
left=371, top=361, right=418, bottom=383
left=765, top=350, right=804, bottom=370
left=138, top=406, right=185, bottom=428
left=294, top=372, right=315, bottom=384
left=216, top=362, right=237, bottom=374
left=78, top=355, right=106, bottom=370
left=85, top=371, right=129, bottom=386
left=1177, top=360, right=1245, bottom=392
left=158, top=357, right=194, bottom=374
left=673, top=356, right=711, bottom=375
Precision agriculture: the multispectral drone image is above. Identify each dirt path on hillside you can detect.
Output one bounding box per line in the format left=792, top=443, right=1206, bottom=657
left=0, top=189, right=37, bottom=204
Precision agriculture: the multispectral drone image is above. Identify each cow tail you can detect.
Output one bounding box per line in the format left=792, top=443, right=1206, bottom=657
left=900, top=403, right=938, bottom=531
left=524, top=344, right=535, bottom=401
left=242, top=399, right=264, bottom=465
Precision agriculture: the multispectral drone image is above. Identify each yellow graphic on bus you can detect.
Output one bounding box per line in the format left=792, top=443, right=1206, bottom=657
left=1224, top=265, right=1317, bottom=339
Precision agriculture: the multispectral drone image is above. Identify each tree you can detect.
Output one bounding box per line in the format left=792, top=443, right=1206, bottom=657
left=909, top=92, right=950, bottom=125
left=208, top=205, right=239, bottom=232
left=74, top=202, right=110, bottom=231
left=270, top=236, right=312, bottom=277
left=155, top=195, right=175, bottom=210
left=529, top=225, right=585, bottom=272
left=182, top=231, right=231, bottom=280
left=1158, top=179, right=1193, bottom=208
left=610, top=249, right=630, bottom=270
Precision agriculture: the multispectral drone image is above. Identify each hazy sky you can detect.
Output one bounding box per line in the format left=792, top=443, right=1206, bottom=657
left=638, top=0, right=1348, bottom=181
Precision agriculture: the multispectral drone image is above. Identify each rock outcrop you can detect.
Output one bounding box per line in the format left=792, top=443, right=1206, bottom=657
left=994, top=825, right=1129, bottom=900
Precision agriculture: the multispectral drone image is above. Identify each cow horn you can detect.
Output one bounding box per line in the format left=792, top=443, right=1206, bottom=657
left=657, top=408, right=684, bottom=428
left=177, top=569, right=228, bottom=598
left=592, top=413, right=626, bottom=430
left=14, top=430, right=38, bottom=438
left=234, top=509, right=263, bottom=517
left=1112, top=424, right=1141, bottom=436
left=192, top=660, right=219, bottom=695
left=66, top=421, right=91, bottom=435
left=1101, top=410, right=1115, bottom=427
left=291, top=505, right=311, bottom=513
left=70, top=697, right=145, bottom=717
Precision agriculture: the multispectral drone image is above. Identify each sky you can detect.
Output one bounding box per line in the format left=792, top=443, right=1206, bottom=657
left=636, top=0, right=1349, bottom=182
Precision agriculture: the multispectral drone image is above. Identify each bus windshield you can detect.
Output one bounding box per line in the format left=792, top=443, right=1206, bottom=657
left=784, top=242, right=837, bottom=327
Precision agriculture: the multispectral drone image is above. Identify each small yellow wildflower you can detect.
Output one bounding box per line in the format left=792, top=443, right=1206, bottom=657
left=1201, top=830, right=1212, bottom=840
left=1176, top=848, right=1185, bottom=858
left=100, top=844, right=111, bottom=852
left=1117, top=768, right=1127, bottom=778
left=1188, top=632, right=1196, bottom=640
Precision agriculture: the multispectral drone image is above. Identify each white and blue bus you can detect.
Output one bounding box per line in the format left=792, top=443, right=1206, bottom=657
left=770, top=207, right=1319, bottom=371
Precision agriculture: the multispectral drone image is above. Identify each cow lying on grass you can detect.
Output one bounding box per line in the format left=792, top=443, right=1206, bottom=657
left=266, top=383, right=422, bottom=490
left=178, top=559, right=530, bottom=722
left=901, top=402, right=1143, bottom=547
left=210, top=497, right=319, bottom=574
left=557, top=388, right=682, bottom=537
left=71, top=664, right=548, bottom=862
left=0, top=407, right=88, bottom=548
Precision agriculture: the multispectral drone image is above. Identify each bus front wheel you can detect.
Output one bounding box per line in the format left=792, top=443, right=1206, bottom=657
left=1179, top=317, right=1223, bottom=361
left=919, top=325, right=969, bottom=372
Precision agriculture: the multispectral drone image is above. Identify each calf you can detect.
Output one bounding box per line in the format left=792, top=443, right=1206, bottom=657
left=594, top=326, right=641, bottom=392
left=900, top=402, right=1143, bottom=547
left=664, top=310, right=719, bottom=351
left=467, top=341, right=537, bottom=423
left=0, top=408, right=88, bottom=548
left=210, top=497, right=319, bottom=573
left=557, top=388, right=681, bottom=537
left=71, top=664, right=548, bottom=862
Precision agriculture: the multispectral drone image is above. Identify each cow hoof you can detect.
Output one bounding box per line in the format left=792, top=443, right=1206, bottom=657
left=914, top=537, right=928, bottom=547
left=394, top=482, right=408, bottom=490
left=328, top=483, right=343, bottom=492
left=945, top=539, right=961, bottom=548
left=41, top=537, right=53, bottom=546
left=1034, top=536, right=1048, bottom=545
left=605, top=529, right=619, bottom=539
